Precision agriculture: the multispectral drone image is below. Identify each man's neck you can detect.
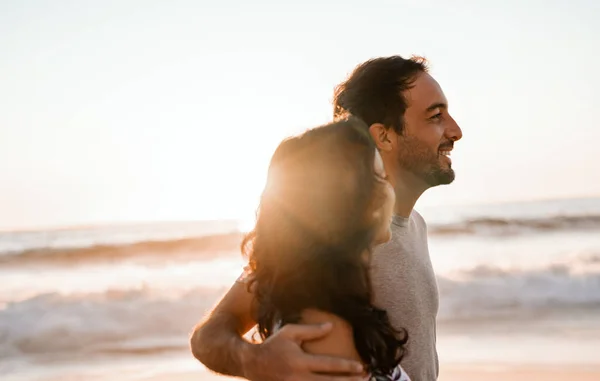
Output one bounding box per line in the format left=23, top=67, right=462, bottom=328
left=391, top=170, right=429, bottom=218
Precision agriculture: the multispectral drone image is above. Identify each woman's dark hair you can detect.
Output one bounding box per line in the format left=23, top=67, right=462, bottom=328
left=333, top=55, right=428, bottom=134
left=242, top=116, right=407, bottom=377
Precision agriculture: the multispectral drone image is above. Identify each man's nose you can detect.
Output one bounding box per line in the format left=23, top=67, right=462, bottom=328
left=446, top=116, right=463, bottom=142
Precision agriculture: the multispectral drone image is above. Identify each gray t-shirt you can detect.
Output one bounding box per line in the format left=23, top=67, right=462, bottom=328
left=370, top=210, right=439, bottom=381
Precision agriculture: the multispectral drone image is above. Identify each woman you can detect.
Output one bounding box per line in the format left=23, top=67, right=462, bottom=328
left=242, top=116, right=409, bottom=380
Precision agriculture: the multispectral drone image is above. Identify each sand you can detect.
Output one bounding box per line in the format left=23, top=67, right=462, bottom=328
left=134, top=364, right=600, bottom=381
left=440, top=364, right=600, bottom=381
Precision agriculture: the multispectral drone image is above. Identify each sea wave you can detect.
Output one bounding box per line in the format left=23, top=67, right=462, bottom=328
left=428, top=214, right=600, bottom=236
left=0, top=287, right=225, bottom=359
left=2, top=259, right=599, bottom=358
left=438, top=255, right=600, bottom=321
left=0, top=220, right=240, bottom=255
left=3, top=213, right=600, bottom=268
left=0, top=233, right=243, bottom=267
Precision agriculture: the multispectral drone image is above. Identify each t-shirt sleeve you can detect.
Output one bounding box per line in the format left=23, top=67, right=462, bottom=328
left=411, top=209, right=428, bottom=229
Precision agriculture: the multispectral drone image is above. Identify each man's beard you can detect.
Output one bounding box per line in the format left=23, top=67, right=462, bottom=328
left=396, top=135, right=455, bottom=187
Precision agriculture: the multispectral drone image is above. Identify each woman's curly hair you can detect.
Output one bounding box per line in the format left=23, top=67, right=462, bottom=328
left=243, top=116, right=407, bottom=377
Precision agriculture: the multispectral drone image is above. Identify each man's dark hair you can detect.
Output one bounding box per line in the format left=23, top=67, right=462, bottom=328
left=333, top=55, right=428, bottom=134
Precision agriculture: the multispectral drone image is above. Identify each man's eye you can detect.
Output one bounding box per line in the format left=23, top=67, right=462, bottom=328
left=429, top=113, right=442, bottom=121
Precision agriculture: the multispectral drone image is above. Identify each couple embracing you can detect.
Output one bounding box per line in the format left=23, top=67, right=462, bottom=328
left=191, top=55, right=463, bottom=381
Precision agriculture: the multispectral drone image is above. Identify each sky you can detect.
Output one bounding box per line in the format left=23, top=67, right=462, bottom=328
left=1, top=0, right=599, bottom=230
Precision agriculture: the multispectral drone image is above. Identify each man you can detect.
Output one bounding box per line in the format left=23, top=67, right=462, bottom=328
left=190, top=55, right=463, bottom=381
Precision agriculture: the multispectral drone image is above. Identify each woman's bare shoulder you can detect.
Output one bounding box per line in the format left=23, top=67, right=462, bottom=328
left=299, top=309, right=362, bottom=363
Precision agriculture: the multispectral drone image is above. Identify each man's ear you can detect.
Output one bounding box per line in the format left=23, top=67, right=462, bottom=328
left=368, top=123, right=394, bottom=152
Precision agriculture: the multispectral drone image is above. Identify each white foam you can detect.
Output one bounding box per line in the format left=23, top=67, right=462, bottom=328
left=2, top=260, right=599, bottom=361
left=438, top=261, right=600, bottom=321
left=0, top=287, right=224, bottom=360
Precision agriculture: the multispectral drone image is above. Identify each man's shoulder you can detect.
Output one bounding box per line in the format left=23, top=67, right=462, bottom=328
left=410, top=209, right=427, bottom=229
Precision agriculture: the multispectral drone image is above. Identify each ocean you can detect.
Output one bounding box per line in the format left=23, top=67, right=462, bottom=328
left=1, top=197, right=600, bottom=380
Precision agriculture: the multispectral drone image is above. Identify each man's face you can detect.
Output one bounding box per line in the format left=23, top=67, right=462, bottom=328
left=394, top=72, right=463, bottom=187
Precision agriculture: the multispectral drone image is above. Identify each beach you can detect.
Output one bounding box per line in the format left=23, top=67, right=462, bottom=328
left=20, top=363, right=600, bottom=381
left=2, top=197, right=600, bottom=381
left=105, top=366, right=600, bottom=381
